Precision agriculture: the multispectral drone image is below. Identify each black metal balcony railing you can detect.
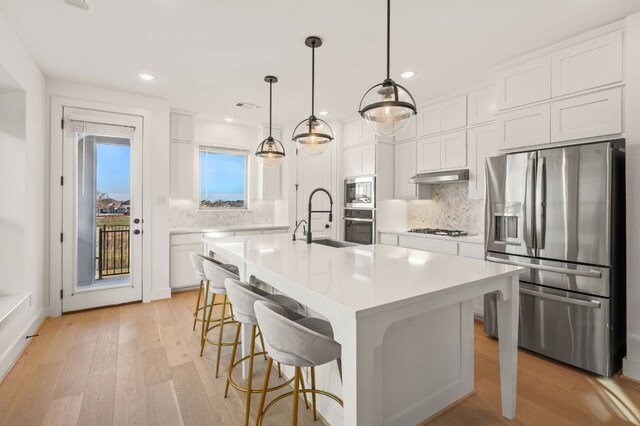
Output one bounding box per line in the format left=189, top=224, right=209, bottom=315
left=96, top=225, right=130, bottom=279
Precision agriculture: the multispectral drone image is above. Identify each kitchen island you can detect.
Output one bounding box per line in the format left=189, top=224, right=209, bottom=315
left=205, top=234, right=522, bottom=425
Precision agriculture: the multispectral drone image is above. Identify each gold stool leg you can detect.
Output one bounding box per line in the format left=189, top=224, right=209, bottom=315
left=244, top=325, right=257, bottom=426
left=224, top=323, right=242, bottom=398
left=257, top=328, right=268, bottom=361
left=277, top=362, right=282, bottom=378
left=292, top=367, right=300, bottom=426
left=311, top=367, right=317, bottom=421
left=192, top=280, right=203, bottom=330
left=200, top=283, right=213, bottom=356
left=256, top=357, right=273, bottom=426
left=214, top=296, right=228, bottom=377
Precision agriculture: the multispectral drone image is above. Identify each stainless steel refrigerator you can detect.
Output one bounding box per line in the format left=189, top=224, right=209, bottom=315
left=483, top=140, right=626, bottom=376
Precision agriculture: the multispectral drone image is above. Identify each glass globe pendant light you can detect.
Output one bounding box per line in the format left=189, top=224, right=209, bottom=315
left=359, top=0, right=417, bottom=137
left=255, top=76, right=286, bottom=168
left=292, top=36, right=334, bottom=156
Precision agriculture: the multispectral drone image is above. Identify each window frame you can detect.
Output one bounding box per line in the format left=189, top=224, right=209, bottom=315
left=197, top=144, right=250, bottom=210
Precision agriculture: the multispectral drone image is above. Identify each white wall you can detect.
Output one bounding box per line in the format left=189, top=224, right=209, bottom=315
left=623, top=12, right=640, bottom=381
left=0, top=12, right=47, bottom=380
left=46, top=80, right=172, bottom=305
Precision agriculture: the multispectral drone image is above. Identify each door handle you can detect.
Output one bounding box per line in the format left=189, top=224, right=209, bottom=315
left=134, top=229, right=141, bottom=235
left=536, top=157, right=546, bottom=250
left=520, top=288, right=601, bottom=309
left=134, top=218, right=141, bottom=224
left=524, top=158, right=536, bottom=249
left=486, top=256, right=602, bottom=278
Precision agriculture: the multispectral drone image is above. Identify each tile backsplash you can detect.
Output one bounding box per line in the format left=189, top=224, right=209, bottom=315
left=407, top=183, right=484, bottom=236
left=169, top=199, right=275, bottom=228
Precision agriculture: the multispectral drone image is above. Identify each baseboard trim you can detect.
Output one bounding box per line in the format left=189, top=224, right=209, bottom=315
left=150, top=288, right=172, bottom=301
left=0, top=308, right=47, bottom=382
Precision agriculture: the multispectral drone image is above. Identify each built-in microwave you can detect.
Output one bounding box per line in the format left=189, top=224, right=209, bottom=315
left=344, top=177, right=375, bottom=209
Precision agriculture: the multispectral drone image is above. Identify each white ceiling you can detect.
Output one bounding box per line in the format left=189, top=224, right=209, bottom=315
left=1, top=0, right=640, bottom=126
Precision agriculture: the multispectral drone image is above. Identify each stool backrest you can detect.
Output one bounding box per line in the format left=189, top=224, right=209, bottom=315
left=224, top=279, right=271, bottom=325
left=202, top=258, right=239, bottom=292
left=189, top=252, right=206, bottom=280
left=254, top=301, right=340, bottom=368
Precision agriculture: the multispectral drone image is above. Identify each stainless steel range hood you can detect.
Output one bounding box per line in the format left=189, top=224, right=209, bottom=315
left=409, top=169, right=469, bottom=184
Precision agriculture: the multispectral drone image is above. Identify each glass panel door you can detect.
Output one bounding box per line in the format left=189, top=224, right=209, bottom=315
left=61, top=108, right=143, bottom=312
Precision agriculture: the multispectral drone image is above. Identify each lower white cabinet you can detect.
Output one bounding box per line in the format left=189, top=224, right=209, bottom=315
left=468, top=125, right=497, bottom=199
left=397, top=235, right=458, bottom=255
left=496, top=104, right=550, bottom=150
left=394, top=140, right=417, bottom=199
left=379, top=232, right=399, bottom=245
left=550, top=87, right=622, bottom=143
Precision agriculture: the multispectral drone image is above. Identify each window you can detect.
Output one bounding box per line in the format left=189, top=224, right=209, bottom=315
left=199, top=146, right=248, bottom=209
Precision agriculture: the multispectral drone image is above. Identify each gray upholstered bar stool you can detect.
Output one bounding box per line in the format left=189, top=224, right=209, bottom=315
left=224, top=278, right=306, bottom=426
left=201, top=258, right=241, bottom=377
left=254, top=300, right=343, bottom=426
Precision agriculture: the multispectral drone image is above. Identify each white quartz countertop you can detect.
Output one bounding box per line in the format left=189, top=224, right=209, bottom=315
left=379, top=229, right=485, bottom=245
left=205, top=234, right=520, bottom=317
left=170, top=224, right=289, bottom=235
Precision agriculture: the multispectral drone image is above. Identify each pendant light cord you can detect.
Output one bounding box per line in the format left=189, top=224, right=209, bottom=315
left=386, top=0, right=391, bottom=80
left=269, top=80, right=273, bottom=138
left=311, top=41, right=316, bottom=116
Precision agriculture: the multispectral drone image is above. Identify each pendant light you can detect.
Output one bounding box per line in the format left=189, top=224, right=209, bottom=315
left=359, top=0, right=417, bottom=137
left=292, top=36, right=334, bottom=156
left=255, top=76, right=286, bottom=168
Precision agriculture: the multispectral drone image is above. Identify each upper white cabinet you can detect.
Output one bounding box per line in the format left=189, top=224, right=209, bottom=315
left=468, top=124, right=497, bottom=199
left=343, top=120, right=375, bottom=148
left=394, top=116, right=417, bottom=142
left=344, top=143, right=376, bottom=177
left=417, top=136, right=441, bottom=172
left=440, top=131, right=467, bottom=169
left=170, top=113, right=195, bottom=142
left=495, top=56, right=551, bottom=111
left=550, top=87, right=622, bottom=143
left=551, top=31, right=623, bottom=97
left=497, top=104, right=550, bottom=150
left=467, top=86, right=495, bottom=126
left=170, top=141, right=194, bottom=199
left=394, top=140, right=417, bottom=199
left=441, top=95, right=467, bottom=131
left=417, top=103, right=442, bottom=136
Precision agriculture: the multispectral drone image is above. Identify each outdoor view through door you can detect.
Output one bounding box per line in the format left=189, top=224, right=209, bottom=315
left=61, top=108, right=143, bottom=312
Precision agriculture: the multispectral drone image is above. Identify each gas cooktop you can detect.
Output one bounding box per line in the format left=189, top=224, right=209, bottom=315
left=408, top=228, right=469, bottom=237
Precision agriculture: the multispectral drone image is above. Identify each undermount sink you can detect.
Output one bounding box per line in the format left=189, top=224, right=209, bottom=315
left=312, top=238, right=359, bottom=248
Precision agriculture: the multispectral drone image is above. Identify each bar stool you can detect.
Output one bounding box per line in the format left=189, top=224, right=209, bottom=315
left=224, top=278, right=307, bottom=426
left=254, top=300, right=343, bottom=426
left=189, top=253, right=209, bottom=331
left=201, top=258, right=240, bottom=377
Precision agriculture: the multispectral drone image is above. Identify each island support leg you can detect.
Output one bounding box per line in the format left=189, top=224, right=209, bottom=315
left=496, top=275, right=519, bottom=419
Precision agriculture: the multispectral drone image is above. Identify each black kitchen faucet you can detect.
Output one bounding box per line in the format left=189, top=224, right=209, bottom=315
left=307, top=188, right=333, bottom=244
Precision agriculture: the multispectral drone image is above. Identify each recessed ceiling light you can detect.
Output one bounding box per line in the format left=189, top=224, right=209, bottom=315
left=224, top=117, right=234, bottom=123
left=138, top=73, right=155, bottom=81
left=318, top=111, right=329, bottom=116
left=400, top=71, right=415, bottom=79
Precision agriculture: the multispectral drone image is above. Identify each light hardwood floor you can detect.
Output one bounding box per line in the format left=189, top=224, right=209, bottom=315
left=1, top=290, right=639, bottom=425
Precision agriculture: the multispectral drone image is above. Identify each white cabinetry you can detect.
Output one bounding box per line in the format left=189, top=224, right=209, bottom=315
left=495, top=56, right=551, bottom=110
left=394, top=140, right=417, bottom=199
left=343, top=120, right=376, bottom=148
left=417, top=103, right=442, bottom=136
left=344, top=143, right=376, bottom=177
left=440, top=131, right=467, bottom=169
left=468, top=124, right=497, bottom=199
left=550, top=87, right=622, bottom=143
left=170, top=141, right=194, bottom=199
left=551, top=31, right=623, bottom=97
left=496, top=104, right=550, bottom=150
left=441, top=95, right=467, bottom=131
left=467, top=86, right=495, bottom=126
left=170, top=113, right=195, bottom=142
left=416, top=136, right=441, bottom=172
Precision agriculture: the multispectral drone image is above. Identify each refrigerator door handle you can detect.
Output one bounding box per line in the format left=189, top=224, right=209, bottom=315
left=536, top=156, right=546, bottom=249
left=525, top=158, right=536, bottom=249
left=486, top=256, right=603, bottom=278
left=520, top=288, right=602, bottom=309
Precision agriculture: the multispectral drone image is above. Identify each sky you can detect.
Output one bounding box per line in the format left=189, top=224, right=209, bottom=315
left=200, top=152, right=246, bottom=201
left=96, top=142, right=131, bottom=201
